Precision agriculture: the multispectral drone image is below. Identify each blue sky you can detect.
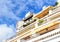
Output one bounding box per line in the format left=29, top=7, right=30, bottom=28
left=0, top=0, right=57, bottom=42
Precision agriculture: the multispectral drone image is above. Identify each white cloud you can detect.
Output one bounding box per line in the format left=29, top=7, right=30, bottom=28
left=0, top=24, right=16, bottom=42
left=57, top=0, right=60, bottom=3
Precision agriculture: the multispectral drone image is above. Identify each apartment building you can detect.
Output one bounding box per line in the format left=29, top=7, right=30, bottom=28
left=4, top=3, right=60, bottom=42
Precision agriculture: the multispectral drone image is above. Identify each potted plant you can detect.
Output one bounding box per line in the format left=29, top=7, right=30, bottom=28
left=38, top=19, right=44, bottom=26
left=55, top=2, right=58, bottom=6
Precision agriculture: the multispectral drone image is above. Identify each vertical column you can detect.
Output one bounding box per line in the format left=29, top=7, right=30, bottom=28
left=35, top=20, right=38, bottom=28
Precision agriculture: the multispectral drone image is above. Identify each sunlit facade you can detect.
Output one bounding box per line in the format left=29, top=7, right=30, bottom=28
left=4, top=3, right=60, bottom=42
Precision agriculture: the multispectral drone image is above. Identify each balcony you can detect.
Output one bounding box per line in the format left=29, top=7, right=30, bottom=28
left=33, top=6, right=52, bottom=19
left=23, top=19, right=36, bottom=27
left=27, top=27, right=60, bottom=42
left=51, top=5, right=60, bottom=13
left=40, top=11, right=60, bottom=23
left=17, top=20, right=36, bottom=36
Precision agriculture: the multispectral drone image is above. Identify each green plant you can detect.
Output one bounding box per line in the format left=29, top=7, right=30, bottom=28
left=38, top=20, right=44, bottom=26
left=38, top=20, right=44, bottom=23
left=55, top=2, right=58, bottom=6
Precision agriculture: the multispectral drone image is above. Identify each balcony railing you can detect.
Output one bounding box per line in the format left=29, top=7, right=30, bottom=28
left=27, top=27, right=60, bottom=42
left=17, top=21, right=36, bottom=36
left=23, top=19, right=36, bottom=27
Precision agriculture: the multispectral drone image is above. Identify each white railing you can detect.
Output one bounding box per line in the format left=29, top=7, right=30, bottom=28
left=17, top=21, right=36, bottom=34
left=40, top=9, right=60, bottom=21
left=52, top=5, right=60, bottom=13
left=27, top=27, right=60, bottom=42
